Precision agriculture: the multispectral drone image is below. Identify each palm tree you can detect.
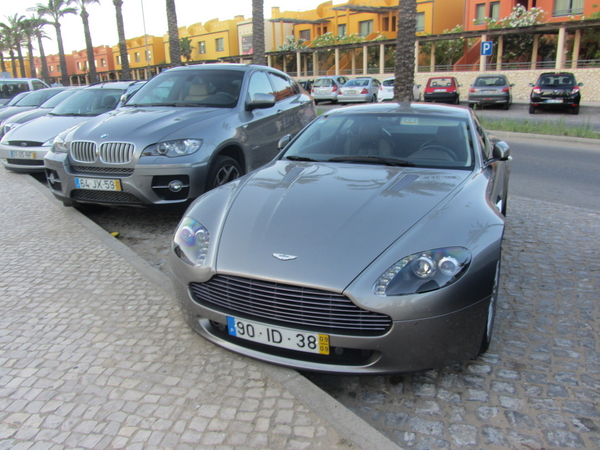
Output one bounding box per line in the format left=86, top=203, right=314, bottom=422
left=1, top=15, right=27, bottom=77
left=20, top=18, right=39, bottom=79
left=166, top=0, right=181, bottom=67
left=251, top=0, right=266, bottom=65
left=180, top=37, right=194, bottom=63
left=30, top=16, right=52, bottom=84
left=0, top=37, right=8, bottom=73
left=30, top=0, right=78, bottom=86
left=112, top=0, right=131, bottom=80
left=73, top=0, right=100, bottom=83
left=393, top=0, right=417, bottom=102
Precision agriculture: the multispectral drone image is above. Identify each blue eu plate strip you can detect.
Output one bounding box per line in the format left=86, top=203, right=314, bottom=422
left=227, top=316, right=236, bottom=336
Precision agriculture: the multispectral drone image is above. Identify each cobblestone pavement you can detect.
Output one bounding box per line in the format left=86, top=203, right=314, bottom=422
left=0, top=170, right=398, bottom=450
left=82, top=188, right=600, bottom=449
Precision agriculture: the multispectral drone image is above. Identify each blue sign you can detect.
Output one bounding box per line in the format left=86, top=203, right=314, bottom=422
left=481, top=41, right=493, bottom=56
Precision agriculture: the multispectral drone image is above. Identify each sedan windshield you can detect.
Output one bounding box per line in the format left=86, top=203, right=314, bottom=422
left=283, top=113, right=473, bottom=169
left=126, top=70, right=244, bottom=108
left=51, top=88, right=124, bottom=116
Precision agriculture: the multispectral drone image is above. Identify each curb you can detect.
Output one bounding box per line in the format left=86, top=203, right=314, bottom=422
left=488, top=129, right=600, bottom=146
left=27, top=175, right=402, bottom=450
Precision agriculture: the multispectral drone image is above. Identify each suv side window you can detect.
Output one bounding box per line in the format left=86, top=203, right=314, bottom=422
left=267, top=72, right=295, bottom=102
left=32, top=81, right=47, bottom=90
left=247, top=71, right=273, bottom=101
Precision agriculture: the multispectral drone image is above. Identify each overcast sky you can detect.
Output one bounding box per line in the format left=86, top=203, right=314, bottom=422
left=4, top=0, right=329, bottom=56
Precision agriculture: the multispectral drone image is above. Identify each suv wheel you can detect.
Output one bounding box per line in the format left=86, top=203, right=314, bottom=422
left=529, top=104, right=536, bottom=114
left=206, top=156, right=242, bottom=191
left=572, top=104, right=580, bottom=115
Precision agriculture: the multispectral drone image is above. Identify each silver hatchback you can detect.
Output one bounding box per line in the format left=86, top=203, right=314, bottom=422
left=310, top=76, right=349, bottom=104
left=44, top=64, right=316, bottom=208
left=338, top=77, right=381, bottom=104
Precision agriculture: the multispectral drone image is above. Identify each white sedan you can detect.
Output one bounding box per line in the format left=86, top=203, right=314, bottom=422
left=378, top=77, right=421, bottom=102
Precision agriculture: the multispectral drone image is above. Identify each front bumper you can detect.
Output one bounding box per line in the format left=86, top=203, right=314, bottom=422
left=44, top=151, right=210, bottom=207
left=0, top=143, right=47, bottom=173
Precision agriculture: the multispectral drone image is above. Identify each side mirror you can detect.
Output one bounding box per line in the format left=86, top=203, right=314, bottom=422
left=246, top=93, right=276, bottom=111
left=278, top=134, right=292, bottom=150
left=578, top=82, right=584, bottom=86
left=492, top=140, right=510, bottom=161
left=529, top=83, right=534, bottom=87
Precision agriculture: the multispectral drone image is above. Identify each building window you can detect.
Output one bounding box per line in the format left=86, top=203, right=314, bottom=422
left=146, top=50, right=151, bottom=61
left=299, top=29, right=310, bottom=41
left=77, top=62, right=81, bottom=70
left=135, top=52, right=140, bottom=62
left=49, top=65, right=53, bottom=72
left=117, top=55, right=122, bottom=65
left=101, top=58, right=106, bottom=67
left=359, top=20, right=373, bottom=37
left=474, top=4, right=486, bottom=25
left=416, top=12, right=425, bottom=32
left=199, top=41, right=206, bottom=54
left=490, top=2, right=500, bottom=20
left=553, top=0, right=584, bottom=16
left=338, top=24, right=346, bottom=37
left=216, top=38, right=224, bottom=52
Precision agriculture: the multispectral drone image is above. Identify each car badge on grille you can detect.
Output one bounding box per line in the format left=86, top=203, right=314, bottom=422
left=20, top=142, right=27, bottom=147
left=273, top=253, right=297, bottom=261
left=100, top=134, right=108, bottom=139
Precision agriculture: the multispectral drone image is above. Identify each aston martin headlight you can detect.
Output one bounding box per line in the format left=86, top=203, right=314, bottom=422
left=143, top=139, right=203, bottom=157
left=373, top=247, right=471, bottom=296
left=173, top=217, right=210, bottom=267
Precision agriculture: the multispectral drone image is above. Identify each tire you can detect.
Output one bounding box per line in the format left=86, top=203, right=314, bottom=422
left=479, top=258, right=501, bottom=355
left=528, top=104, right=536, bottom=114
left=206, top=156, right=243, bottom=191
left=454, top=96, right=460, bottom=105
left=370, top=94, right=377, bottom=103
left=572, top=104, right=580, bottom=115
left=503, top=102, right=510, bottom=110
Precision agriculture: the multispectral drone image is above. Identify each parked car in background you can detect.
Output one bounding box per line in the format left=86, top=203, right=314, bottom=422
left=298, top=79, right=314, bottom=92
left=423, top=76, right=461, bottom=104
left=44, top=64, right=317, bottom=208
left=0, top=87, right=68, bottom=127
left=338, top=77, right=380, bottom=104
left=377, top=77, right=421, bottom=102
left=170, top=102, right=511, bottom=374
left=529, top=72, right=582, bottom=115
left=468, top=75, right=513, bottom=110
left=311, top=76, right=349, bottom=104
left=0, top=78, right=50, bottom=106
left=0, top=82, right=137, bottom=173
left=0, top=88, right=82, bottom=139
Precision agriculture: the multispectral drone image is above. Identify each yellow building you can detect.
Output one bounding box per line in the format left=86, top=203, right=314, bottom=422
left=165, top=16, right=246, bottom=64
left=112, top=35, right=165, bottom=79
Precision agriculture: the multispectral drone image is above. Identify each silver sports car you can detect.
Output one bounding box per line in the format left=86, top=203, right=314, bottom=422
left=170, top=102, right=511, bottom=374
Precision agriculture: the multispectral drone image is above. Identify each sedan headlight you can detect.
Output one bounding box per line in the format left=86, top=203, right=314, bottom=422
left=143, top=139, right=203, bottom=157
left=173, top=217, right=210, bottom=267
left=374, top=247, right=471, bottom=296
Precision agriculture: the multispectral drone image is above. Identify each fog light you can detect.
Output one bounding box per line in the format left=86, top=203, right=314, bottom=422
left=168, top=180, right=183, bottom=192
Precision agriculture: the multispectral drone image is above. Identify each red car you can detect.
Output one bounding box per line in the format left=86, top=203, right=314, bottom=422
left=423, top=77, right=461, bottom=105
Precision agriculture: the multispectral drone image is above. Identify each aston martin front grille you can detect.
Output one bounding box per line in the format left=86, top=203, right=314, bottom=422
left=190, top=275, right=392, bottom=336
left=71, top=141, right=97, bottom=162
left=99, top=142, right=134, bottom=164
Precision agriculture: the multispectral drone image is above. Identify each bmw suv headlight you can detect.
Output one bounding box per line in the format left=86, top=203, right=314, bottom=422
left=143, top=139, right=203, bottom=157
left=50, top=136, right=68, bottom=153
left=173, top=217, right=210, bottom=267
left=374, top=247, right=471, bottom=296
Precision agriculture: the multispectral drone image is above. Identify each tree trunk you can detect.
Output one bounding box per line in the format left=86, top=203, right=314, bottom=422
left=251, top=0, right=266, bottom=66
left=54, top=22, right=71, bottom=86
left=26, top=39, right=36, bottom=79
left=9, top=50, right=17, bottom=78
left=16, top=45, right=27, bottom=78
left=37, top=33, right=51, bottom=84
left=166, top=0, right=181, bottom=67
left=81, top=9, right=97, bottom=83
left=393, top=0, right=417, bottom=102
left=0, top=54, right=6, bottom=73
left=113, top=0, right=131, bottom=80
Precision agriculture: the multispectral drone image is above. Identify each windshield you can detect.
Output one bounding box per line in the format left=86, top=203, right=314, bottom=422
left=345, top=79, right=370, bottom=87
left=40, top=89, right=81, bottom=108
left=382, top=79, right=394, bottom=87
left=126, top=69, right=244, bottom=108
left=428, top=78, right=453, bottom=88
left=475, top=77, right=507, bottom=87
left=51, top=88, right=124, bottom=116
left=313, top=79, right=333, bottom=87
left=17, top=89, right=64, bottom=107
left=283, top=113, right=473, bottom=170
left=539, top=74, right=576, bottom=87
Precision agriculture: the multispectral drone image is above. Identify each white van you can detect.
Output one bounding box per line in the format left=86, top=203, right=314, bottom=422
left=0, top=78, right=50, bottom=107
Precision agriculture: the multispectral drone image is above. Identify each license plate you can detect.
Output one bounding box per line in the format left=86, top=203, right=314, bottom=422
left=545, top=99, right=563, bottom=104
left=9, top=150, right=35, bottom=159
left=227, top=316, right=330, bottom=355
left=75, top=177, right=121, bottom=191
left=482, top=90, right=495, bottom=94
left=346, top=89, right=357, bottom=94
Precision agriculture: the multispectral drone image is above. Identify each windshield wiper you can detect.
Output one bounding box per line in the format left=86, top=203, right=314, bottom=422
left=328, top=156, right=415, bottom=167
left=285, top=155, right=320, bottom=162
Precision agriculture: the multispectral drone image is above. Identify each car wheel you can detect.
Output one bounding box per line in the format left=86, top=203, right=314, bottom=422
left=572, top=104, right=580, bottom=115
left=206, top=156, right=242, bottom=191
left=479, top=257, right=501, bottom=354
left=528, top=104, right=536, bottom=114
left=503, top=102, right=510, bottom=110
left=454, top=96, right=460, bottom=105
left=371, top=94, right=377, bottom=103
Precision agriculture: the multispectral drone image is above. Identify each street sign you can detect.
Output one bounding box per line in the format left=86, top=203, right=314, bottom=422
left=481, top=41, right=493, bottom=56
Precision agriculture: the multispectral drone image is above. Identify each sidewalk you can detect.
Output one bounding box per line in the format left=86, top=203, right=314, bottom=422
left=0, top=168, right=400, bottom=450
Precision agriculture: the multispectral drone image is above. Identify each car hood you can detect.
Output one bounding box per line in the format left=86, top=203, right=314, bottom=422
left=4, top=115, right=92, bottom=143
left=6, top=108, right=51, bottom=125
left=71, top=106, right=229, bottom=142
left=0, top=106, right=36, bottom=122
left=215, top=161, right=470, bottom=291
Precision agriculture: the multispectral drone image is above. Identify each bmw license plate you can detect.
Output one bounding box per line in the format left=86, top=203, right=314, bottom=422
left=75, top=177, right=121, bottom=191
left=10, top=150, right=35, bottom=159
left=227, top=316, right=330, bottom=355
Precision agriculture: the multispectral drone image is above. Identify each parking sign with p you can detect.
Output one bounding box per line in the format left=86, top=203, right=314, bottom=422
left=481, top=41, right=493, bottom=56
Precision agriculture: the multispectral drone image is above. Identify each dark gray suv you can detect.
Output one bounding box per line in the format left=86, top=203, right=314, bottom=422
left=45, top=64, right=316, bottom=208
